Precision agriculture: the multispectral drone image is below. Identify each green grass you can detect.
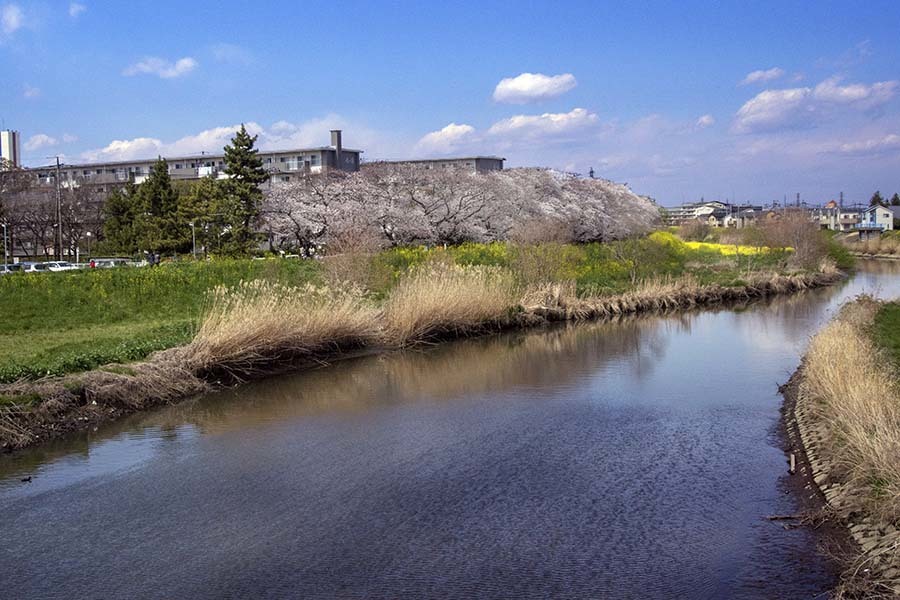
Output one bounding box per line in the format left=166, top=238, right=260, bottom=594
left=872, top=302, right=900, bottom=368
left=374, top=232, right=789, bottom=295
left=0, top=259, right=320, bottom=382
left=0, top=233, right=817, bottom=382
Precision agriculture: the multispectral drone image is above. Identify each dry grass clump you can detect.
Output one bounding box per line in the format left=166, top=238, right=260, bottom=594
left=520, top=271, right=837, bottom=322
left=846, top=236, right=900, bottom=256
left=383, top=263, right=519, bottom=345
left=183, top=280, right=382, bottom=378
left=804, top=297, right=900, bottom=522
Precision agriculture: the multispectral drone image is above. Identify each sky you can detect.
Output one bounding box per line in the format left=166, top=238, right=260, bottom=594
left=2, top=1, right=899, bottom=206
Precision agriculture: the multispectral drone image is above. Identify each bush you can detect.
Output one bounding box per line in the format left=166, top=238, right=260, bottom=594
left=679, top=219, right=711, bottom=241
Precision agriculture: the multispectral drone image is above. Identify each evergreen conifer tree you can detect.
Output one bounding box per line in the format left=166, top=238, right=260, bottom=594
left=134, top=158, right=181, bottom=252
left=101, top=181, right=140, bottom=253
left=221, top=125, right=268, bottom=255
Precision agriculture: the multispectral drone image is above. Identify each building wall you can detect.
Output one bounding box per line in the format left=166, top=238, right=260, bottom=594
left=33, top=147, right=361, bottom=189
left=370, top=157, right=505, bottom=174
left=0, top=130, right=21, bottom=167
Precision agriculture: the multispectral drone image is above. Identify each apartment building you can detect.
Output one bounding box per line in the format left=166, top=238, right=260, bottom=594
left=366, top=156, right=505, bottom=174
left=33, top=130, right=361, bottom=189
left=0, top=130, right=21, bottom=167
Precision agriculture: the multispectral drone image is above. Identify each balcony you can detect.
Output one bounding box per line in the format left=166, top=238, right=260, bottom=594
left=854, top=222, right=885, bottom=230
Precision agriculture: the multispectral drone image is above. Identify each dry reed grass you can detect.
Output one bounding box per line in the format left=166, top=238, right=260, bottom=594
left=383, top=263, right=520, bottom=345
left=804, top=297, right=900, bottom=523
left=1, top=263, right=840, bottom=451
left=847, top=236, right=900, bottom=256
left=183, top=280, right=382, bottom=378
left=521, top=271, right=836, bottom=322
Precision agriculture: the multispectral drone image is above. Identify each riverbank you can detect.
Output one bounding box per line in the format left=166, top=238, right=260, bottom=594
left=1, top=266, right=843, bottom=452
left=786, top=298, right=900, bottom=598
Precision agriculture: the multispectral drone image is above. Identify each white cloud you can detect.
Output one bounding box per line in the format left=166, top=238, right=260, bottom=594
left=695, top=114, right=715, bottom=128
left=1, top=3, right=23, bottom=35
left=812, top=76, right=897, bottom=108
left=62, top=133, right=78, bottom=143
left=210, top=43, right=252, bottom=65
left=732, top=87, right=812, bottom=133
left=414, top=123, right=476, bottom=154
left=79, top=118, right=395, bottom=163
left=81, top=137, right=163, bottom=161
left=492, top=72, right=577, bottom=104
left=838, top=134, right=900, bottom=155
left=731, top=76, right=898, bottom=134
left=68, top=2, right=86, bottom=18
left=739, top=67, right=784, bottom=86
left=122, top=56, right=198, bottom=79
left=23, top=83, right=40, bottom=98
left=488, top=107, right=598, bottom=137
left=24, top=134, right=59, bottom=152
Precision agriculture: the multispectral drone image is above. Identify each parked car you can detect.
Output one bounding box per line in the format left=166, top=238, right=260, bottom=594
left=19, top=262, right=50, bottom=273
left=90, top=258, right=130, bottom=269
left=46, top=261, right=79, bottom=272
left=0, top=264, right=22, bottom=274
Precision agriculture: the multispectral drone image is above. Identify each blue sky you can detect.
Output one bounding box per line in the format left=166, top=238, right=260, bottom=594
left=2, top=1, right=899, bottom=205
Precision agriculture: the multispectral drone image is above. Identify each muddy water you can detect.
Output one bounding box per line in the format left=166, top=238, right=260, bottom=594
left=2, top=261, right=900, bottom=599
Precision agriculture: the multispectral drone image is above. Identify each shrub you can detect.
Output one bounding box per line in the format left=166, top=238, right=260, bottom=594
left=383, top=263, right=519, bottom=345
left=679, top=219, right=711, bottom=241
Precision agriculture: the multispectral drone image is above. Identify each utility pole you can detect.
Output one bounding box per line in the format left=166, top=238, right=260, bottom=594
left=796, top=192, right=800, bottom=208
left=49, top=156, right=63, bottom=260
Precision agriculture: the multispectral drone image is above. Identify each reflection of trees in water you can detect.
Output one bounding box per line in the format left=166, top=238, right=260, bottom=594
left=130, top=315, right=671, bottom=436
left=733, top=280, right=849, bottom=345
left=856, top=258, right=900, bottom=276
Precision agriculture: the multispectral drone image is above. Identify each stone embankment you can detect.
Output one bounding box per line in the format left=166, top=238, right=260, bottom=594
left=790, top=379, right=900, bottom=596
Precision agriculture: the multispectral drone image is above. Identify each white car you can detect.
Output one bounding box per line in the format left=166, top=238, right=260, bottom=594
left=46, top=261, right=79, bottom=272
left=19, top=262, right=50, bottom=273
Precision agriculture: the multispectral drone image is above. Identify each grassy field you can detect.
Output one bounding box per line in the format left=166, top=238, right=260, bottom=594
left=873, top=301, right=900, bottom=367
left=0, top=231, right=841, bottom=383
left=0, top=259, right=320, bottom=383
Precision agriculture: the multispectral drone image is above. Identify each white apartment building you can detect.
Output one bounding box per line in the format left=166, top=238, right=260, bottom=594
left=33, top=130, right=361, bottom=189
left=0, top=130, right=21, bottom=167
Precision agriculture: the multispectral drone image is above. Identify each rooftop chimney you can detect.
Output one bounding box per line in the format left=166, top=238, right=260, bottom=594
left=330, top=130, right=342, bottom=170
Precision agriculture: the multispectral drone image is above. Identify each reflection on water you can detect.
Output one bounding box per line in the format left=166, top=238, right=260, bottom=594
left=1, top=259, right=899, bottom=599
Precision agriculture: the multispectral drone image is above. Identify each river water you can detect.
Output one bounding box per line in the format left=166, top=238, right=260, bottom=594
left=2, top=260, right=900, bottom=599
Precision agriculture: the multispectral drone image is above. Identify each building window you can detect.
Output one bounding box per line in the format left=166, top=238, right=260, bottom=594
left=310, top=154, right=319, bottom=166
left=286, top=159, right=299, bottom=171
left=175, top=164, right=182, bottom=169
left=280, top=176, right=290, bottom=182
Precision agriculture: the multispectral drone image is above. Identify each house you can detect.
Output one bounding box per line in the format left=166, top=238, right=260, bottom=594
left=812, top=203, right=863, bottom=231
left=31, top=130, right=362, bottom=191
left=663, top=201, right=727, bottom=225
left=857, top=204, right=895, bottom=239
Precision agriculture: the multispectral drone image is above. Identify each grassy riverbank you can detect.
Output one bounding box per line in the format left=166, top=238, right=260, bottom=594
left=0, top=260, right=320, bottom=384
left=0, top=231, right=840, bottom=386
left=795, top=297, right=900, bottom=597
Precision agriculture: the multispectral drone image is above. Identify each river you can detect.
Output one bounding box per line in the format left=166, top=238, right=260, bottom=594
left=2, top=260, right=900, bottom=599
